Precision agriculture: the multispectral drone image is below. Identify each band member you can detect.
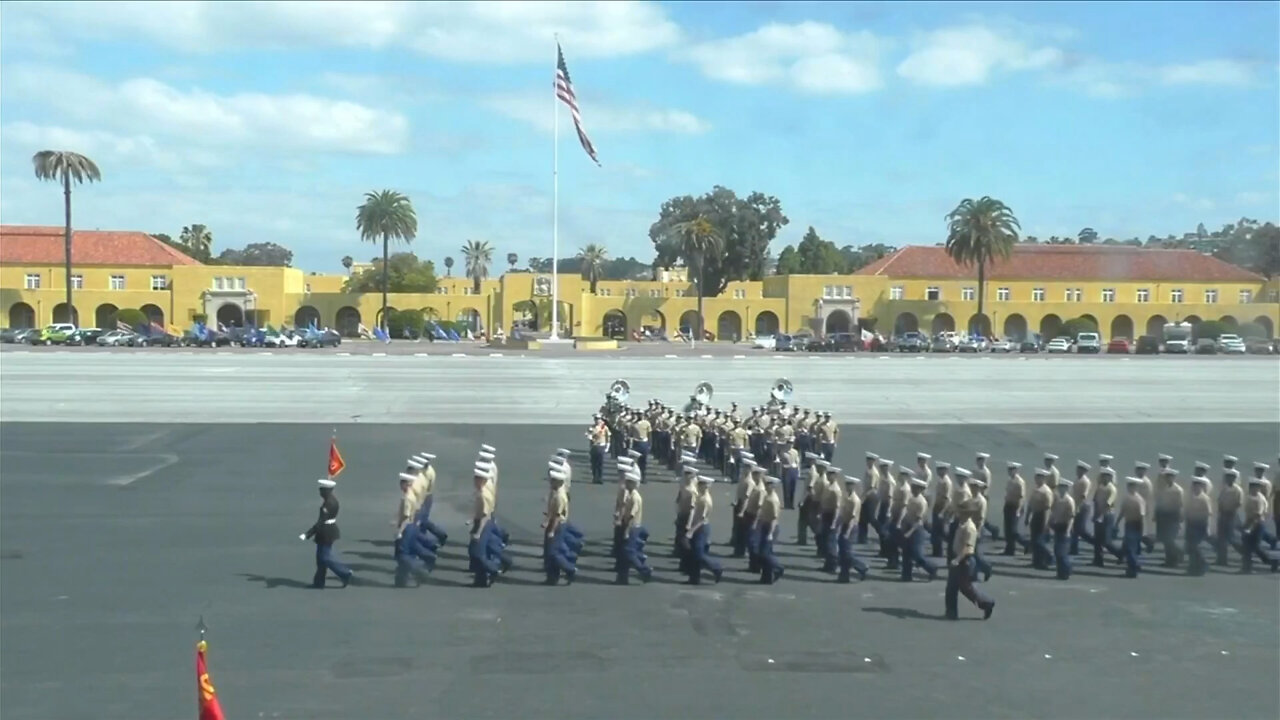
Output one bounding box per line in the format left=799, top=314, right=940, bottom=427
left=301, top=479, right=353, bottom=589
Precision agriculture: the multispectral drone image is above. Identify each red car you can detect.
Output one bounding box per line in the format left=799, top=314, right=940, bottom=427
left=1106, top=337, right=1131, bottom=354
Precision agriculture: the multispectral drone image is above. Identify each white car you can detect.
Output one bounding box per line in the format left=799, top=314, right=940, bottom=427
left=1046, top=337, right=1073, bottom=353
left=96, top=330, right=135, bottom=346
left=264, top=332, right=300, bottom=348
left=988, top=339, right=1015, bottom=353
left=1075, top=332, right=1102, bottom=354
left=1217, top=334, right=1246, bottom=354
left=752, top=334, right=777, bottom=350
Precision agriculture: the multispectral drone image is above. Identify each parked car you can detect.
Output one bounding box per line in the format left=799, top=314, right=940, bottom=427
left=96, top=330, right=135, bottom=346
left=299, top=328, right=342, bottom=348
left=1106, top=337, right=1132, bottom=354
left=1046, top=337, right=1073, bottom=353
left=131, top=331, right=182, bottom=347
left=1194, top=338, right=1218, bottom=354
left=1075, top=332, right=1102, bottom=354
left=1135, top=335, right=1160, bottom=355
left=1163, top=337, right=1191, bottom=354
left=751, top=334, right=776, bottom=350
left=930, top=336, right=954, bottom=353
left=36, top=323, right=77, bottom=345
left=0, top=328, right=23, bottom=343
left=988, top=339, right=1015, bottom=353
left=1216, top=334, right=1246, bottom=354
left=1245, top=337, right=1274, bottom=355
left=812, top=332, right=858, bottom=352
left=264, top=331, right=301, bottom=348
left=896, top=332, right=928, bottom=353
left=14, top=328, right=40, bottom=344
left=775, top=332, right=812, bottom=352
left=1019, top=340, right=1042, bottom=353
left=65, top=328, right=105, bottom=346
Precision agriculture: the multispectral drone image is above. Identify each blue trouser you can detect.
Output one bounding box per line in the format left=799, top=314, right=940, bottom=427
left=758, top=531, right=782, bottom=582
left=1184, top=518, right=1209, bottom=576
left=1092, top=511, right=1118, bottom=565
left=469, top=524, right=502, bottom=584
left=1002, top=504, right=1023, bottom=554
left=730, top=504, right=746, bottom=555
left=876, top=502, right=892, bottom=556
left=414, top=497, right=449, bottom=546
left=1216, top=513, right=1239, bottom=564
left=313, top=542, right=351, bottom=588
left=900, top=527, right=935, bottom=580
left=837, top=528, right=868, bottom=581
left=616, top=527, right=652, bottom=582
left=1240, top=526, right=1271, bottom=572
left=820, top=511, right=838, bottom=570
left=633, top=441, right=651, bottom=481
left=729, top=458, right=742, bottom=484
left=544, top=530, right=578, bottom=582
left=781, top=468, right=799, bottom=509
left=945, top=518, right=961, bottom=562
left=1052, top=523, right=1071, bottom=579
left=1122, top=520, right=1143, bottom=577
left=590, top=445, right=605, bottom=483
left=1155, top=509, right=1183, bottom=566
left=884, top=523, right=901, bottom=566
left=858, top=496, right=879, bottom=544
left=1070, top=503, right=1093, bottom=555
left=395, top=525, right=439, bottom=586
left=945, top=556, right=993, bottom=618
left=746, top=521, right=762, bottom=572
left=688, top=525, right=721, bottom=582
left=929, top=511, right=948, bottom=557
left=1029, top=511, right=1050, bottom=569
left=821, top=442, right=835, bottom=462
left=983, top=519, right=1001, bottom=539
left=972, top=536, right=992, bottom=580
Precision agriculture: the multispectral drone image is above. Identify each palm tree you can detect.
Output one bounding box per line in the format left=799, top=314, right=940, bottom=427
left=179, top=224, right=213, bottom=260
left=461, top=239, right=493, bottom=295
left=443, top=256, right=454, bottom=277
left=577, top=243, right=609, bottom=294
left=341, top=255, right=354, bottom=274
left=662, top=216, right=722, bottom=345
left=356, top=190, right=417, bottom=330
left=506, top=252, right=518, bottom=272
left=944, top=197, right=1020, bottom=335
left=32, top=150, right=101, bottom=323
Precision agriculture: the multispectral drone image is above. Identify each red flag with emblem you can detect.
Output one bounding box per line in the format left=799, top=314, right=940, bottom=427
left=196, top=640, right=226, bottom=720
left=327, top=436, right=346, bottom=478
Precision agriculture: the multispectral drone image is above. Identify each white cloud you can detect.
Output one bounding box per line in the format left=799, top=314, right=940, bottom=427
left=3, top=1, right=680, bottom=63
left=1172, top=192, right=1216, bottom=212
left=1234, top=191, right=1274, bottom=206
left=5, top=65, right=408, bottom=155
left=1159, top=60, right=1256, bottom=87
left=897, top=24, right=1063, bottom=87
left=1, top=122, right=226, bottom=177
left=1059, top=58, right=1263, bottom=98
left=483, top=93, right=710, bottom=135
left=680, top=22, right=884, bottom=94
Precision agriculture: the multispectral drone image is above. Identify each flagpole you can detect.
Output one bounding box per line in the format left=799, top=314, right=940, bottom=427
left=329, top=428, right=336, bottom=479
left=550, top=32, right=561, bottom=340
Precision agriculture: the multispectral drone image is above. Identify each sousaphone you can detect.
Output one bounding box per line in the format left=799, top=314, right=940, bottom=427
left=770, top=377, right=793, bottom=402
left=608, top=379, right=631, bottom=404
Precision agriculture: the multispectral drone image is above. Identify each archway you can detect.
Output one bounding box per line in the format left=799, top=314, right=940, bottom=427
left=512, top=300, right=538, bottom=331
left=95, top=303, right=119, bottom=329
left=678, top=310, right=700, bottom=335
left=1039, top=313, right=1062, bottom=339
left=1184, top=315, right=1202, bottom=328
left=456, top=308, right=482, bottom=333
left=216, top=303, right=244, bottom=328
left=1145, top=314, right=1168, bottom=338
left=1002, top=313, right=1027, bottom=341
left=376, top=306, right=398, bottom=329
left=335, top=306, right=361, bottom=336
left=968, top=313, right=991, bottom=337
left=140, top=304, right=164, bottom=327
left=1252, top=315, right=1274, bottom=338
left=1080, top=313, right=1098, bottom=329
left=823, top=309, right=852, bottom=335
left=8, top=302, right=35, bottom=329
left=52, top=303, right=79, bottom=325
left=718, top=310, right=744, bottom=341
left=755, top=310, right=779, bottom=336
left=295, top=305, right=321, bottom=328
left=1109, top=314, right=1134, bottom=341
left=1219, top=315, right=1237, bottom=328
left=602, top=309, right=627, bottom=338
left=641, top=310, right=666, bottom=333
left=420, top=307, right=440, bottom=321
left=893, top=312, right=919, bottom=335
left=931, top=312, right=955, bottom=335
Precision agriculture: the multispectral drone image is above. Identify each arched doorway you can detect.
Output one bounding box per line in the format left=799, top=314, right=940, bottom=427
left=755, top=310, right=780, bottom=336
left=1184, top=315, right=1202, bottom=328
left=679, top=310, right=700, bottom=335
left=456, top=308, right=482, bottom=333
left=823, top=310, right=852, bottom=335
left=1145, top=314, right=1168, bottom=338
left=140, top=304, right=164, bottom=327
left=1252, top=315, right=1274, bottom=338
left=718, top=310, right=744, bottom=341
left=216, top=304, right=244, bottom=328
left=1110, top=314, right=1134, bottom=341
left=642, top=310, right=666, bottom=334
left=376, top=306, right=398, bottom=330
left=335, top=306, right=361, bottom=336
left=295, top=305, right=321, bottom=328
left=1003, top=313, right=1027, bottom=340
left=420, top=307, right=440, bottom=321
left=968, top=313, right=991, bottom=337
left=1080, top=314, right=1098, bottom=329
left=602, top=309, right=627, bottom=338
left=893, top=312, right=919, bottom=335
left=53, top=303, right=79, bottom=325
left=931, top=312, right=955, bottom=335
left=95, top=303, right=118, bottom=329
left=8, top=302, right=35, bottom=328
left=512, top=300, right=538, bottom=331
left=1219, top=315, right=1237, bottom=328
left=1039, top=313, right=1062, bottom=339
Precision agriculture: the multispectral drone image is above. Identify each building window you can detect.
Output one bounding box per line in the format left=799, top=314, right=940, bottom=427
left=214, top=277, right=225, bottom=290
left=996, top=287, right=1010, bottom=302
left=236, top=277, right=247, bottom=290
left=889, top=286, right=904, bottom=300
left=842, top=285, right=852, bottom=299
left=1134, top=288, right=1149, bottom=303
left=961, top=287, right=975, bottom=301
left=925, top=287, right=941, bottom=301
left=1170, top=288, right=1183, bottom=303
left=1268, top=291, right=1279, bottom=302
left=110, top=275, right=126, bottom=290
left=675, top=289, right=686, bottom=298
left=733, top=289, right=746, bottom=299
left=305, top=283, right=311, bottom=294
left=1032, top=288, right=1045, bottom=302
left=24, top=273, right=40, bottom=289
left=151, top=275, right=168, bottom=291
left=1204, top=289, right=1218, bottom=304
left=436, top=287, right=448, bottom=295
left=822, top=285, right=833, bottom=299
left=1239, top=289, right=1253, bottom=304
left=649, top=289, right=661, bottom=298
left=625, top=288, right=637, bottom=298
left=1063, top=288, right=1081, bottom=302
left=71, top=274, right=83, bottom=289
left=1101, top=288, right=1115, bottom=303
left=599, top=288, right=611, bottom=297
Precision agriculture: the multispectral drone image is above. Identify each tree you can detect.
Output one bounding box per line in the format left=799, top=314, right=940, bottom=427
left=506, top=252, right=518, bottom=271
left=944, top=197, right=1020, bottom=333
left=649, top=186, right=788, bottom=295
left=114, top=307, right=147, bottom=330
left=839, top=243, right=894, bottom=272
left=527, top=256, right=542, bottom=273
left=461, top=239, right=493, bottom=295
left=660, top=215, right=723, bottom=343
left=1238, top=321, right=1268, bottom=339
left=179, top=224, right=214, bottom=262
left=343, top=253, right=437, bottom=293
left=216, top=242, right=293, bottom=266
left=1061, top=316, right=1098, bottom=337
left=32, top=150, right=101, bottom=322
left=341, top=255, right=354, bottom=274
left=356, top=190, right=418, bottom=330
left=1078, top=227, right=1099, bottom=244
left=773, top=227, right=846, bottom=275
left=1192, top=319, right=1227, bottom=341
left=577, top=243, right=609, bottom=294
left=443, top=256, right=454, bottom=277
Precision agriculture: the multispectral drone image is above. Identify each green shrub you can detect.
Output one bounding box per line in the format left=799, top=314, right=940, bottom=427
left=1237, top=321, right=1268, bottom=339
left=387, top=308, right=425, bottom=338
left=114, top=308, right=148, bottom=329
left=1061, top=316, right=1098, bottom=337
left=1192, top=319, right=1227, bottom=341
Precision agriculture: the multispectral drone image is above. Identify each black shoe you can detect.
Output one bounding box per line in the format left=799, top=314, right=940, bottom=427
left=774, top=567, right=785, bottom=581
left=982, top=602, right=995, bottom=620
left=544, top=577, right=559, bottom=586
left=857, top=569, right=868, bottom=582
left=340, top=573, right=352, bottom=588
left=944, top=613, right=959, bottom=620
left=614, top=576, right=629, bottom=585
left=836, top=575, right=850, bottom=584
left=982, top=569, right=992, bottom=583
left=713, top=568, right=723, bottom=584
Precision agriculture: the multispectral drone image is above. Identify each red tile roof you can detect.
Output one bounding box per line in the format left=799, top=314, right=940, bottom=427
left=854, top=244, right=1263, bottom=282
left=0, top=225, right=201, bottom=267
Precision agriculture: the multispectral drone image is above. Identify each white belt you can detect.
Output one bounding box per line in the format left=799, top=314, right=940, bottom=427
left=323, top=518, right=338, bottom=525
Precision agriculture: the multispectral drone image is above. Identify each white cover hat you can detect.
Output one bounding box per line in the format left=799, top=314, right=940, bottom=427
left=406, top=459, right=425, bottom=470
left=480, top=444, right=496, bottom=453
left=398, top=472, right=417, bottom=483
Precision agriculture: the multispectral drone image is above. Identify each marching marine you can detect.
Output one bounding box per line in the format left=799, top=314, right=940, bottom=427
left=836, top=475, right=869, bottom=582
left=755, top=476, right=784, bottom=584
left=1049, top=477, right=1076, bottom=580
left=301, top=478, right=353, bottom=589
left=1184, top=473, right=1213, bottom=576
left=615, top=468, right=652, bottom=584
left=1002, top=461, right=1026, bottom=555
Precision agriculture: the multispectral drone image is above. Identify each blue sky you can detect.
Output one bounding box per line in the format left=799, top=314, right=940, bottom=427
left=1, top=1, right=1276, bottom=273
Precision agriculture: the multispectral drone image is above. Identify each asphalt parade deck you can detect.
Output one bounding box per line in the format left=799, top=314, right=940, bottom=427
left=2, top=422, right=1278, bottom=720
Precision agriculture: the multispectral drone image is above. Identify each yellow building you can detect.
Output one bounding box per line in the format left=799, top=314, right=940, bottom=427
left=2, top=224, right=1277, bottom=341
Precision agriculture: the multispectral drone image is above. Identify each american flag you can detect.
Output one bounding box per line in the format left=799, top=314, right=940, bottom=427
left=556, top=42, right=600, bottom=166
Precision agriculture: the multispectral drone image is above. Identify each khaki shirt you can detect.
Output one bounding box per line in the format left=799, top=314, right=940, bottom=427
left=546, top=487, right=568, bottom=526
left=1028, top=484, right=1054, bottom=513
left=820, top=479, right=843, bottom=514
left=1049, top=493, right=1076, bottom=525
left=1256, top=477, right=1273, bottom=500
left=690, top=489, right=713, bottom=527
left=681, top=424, right=702, bottom=448
left=396, top=494, right=414, bottom=533
left=917, top=464, right=934, bottom=491
left=805, top=465, right=822, bottom=497
left=1155, top=482, right=1185, bottom=513
left=1184, top=493, right=1212, bottom=522
left=1217, top=484, right=1243, bottom=514
left=972, top=492, right=989, bottom=524
left=975, top=464, right=993, bottom=488
left=1047, top=465, right=1062, bottom=486
left=778, top=448, right=800, bottom=469
left=839, top=488, right=861, bottom=525
left=757, top=491, right=782, bottom=525
left=817, top=421, right=838, bottom=443
left=621, top=488, right=643, bottom=529
left=729, top=427, right=749, bottom=449
left=931, top=475, right=953, bottom=512
left=1093, top=483, right=1117, bottom=514
left=1005, top=473, right=1026, bottom=505
left=632, top=419, right=651, bottom=442
left=949, top=483, right=972, bottom=518
left=736, top=476, right=755, bottom=505
left=743, top=481, right=766, bottom=515
left=473, top=484, right=495, bottom=521
left=589, top=423, right=610, bottom=447
left=1071, top=475, right=1092, bottom=506
left=615, top=479, right=629, bottom=514
left=864, top=464, right=882, bottom=495
left=409, top=471, right=429, bottom=511
left=952, top=518, right=979, bottom=561
left=890, top=479, right=910, bottom=520
left=1243, top=493, right=1269, bottom=525
left=1119, top=492, right=1145, bottom=523
left=901, top=493, right=928, bottom=530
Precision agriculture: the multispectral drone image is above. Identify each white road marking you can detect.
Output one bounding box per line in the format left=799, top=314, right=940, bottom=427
left=733, top=355, right=746, bottom=359
left=701, top=354, right=713, bottom=359
left=104, top=453, right=179, bottom=486
left=336, top=352, right=350, bottom=356
left=490, top=353, right=503, bottom=357
left=452, top=353, right=467, bottom=357
left=666, top=354, right=678, bottom=358
left=372, top=352, right=387, bottom=357
left=414, top=353, right=430, bottom=357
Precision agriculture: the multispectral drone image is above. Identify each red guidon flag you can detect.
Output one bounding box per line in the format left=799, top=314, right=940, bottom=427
left=327, top=437, right=346, bottom=478
left=196, top=640, right=226, bottom=720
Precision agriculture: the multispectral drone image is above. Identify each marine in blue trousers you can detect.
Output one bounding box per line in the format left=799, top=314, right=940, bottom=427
left=1119, top=477, right=1147, bottom=578
left=756, top=476, right=785, bottom=583
left=899, top=475, right=938, bottom=581
left=615, top=472, right=652, bottom=584
left=686, top=476, right=723, bottom=585
left=302, top=478, right=352, bottom=589
left=946, top=517, right=995, bottom=620
left=542, top=467, right=579, bottom=585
